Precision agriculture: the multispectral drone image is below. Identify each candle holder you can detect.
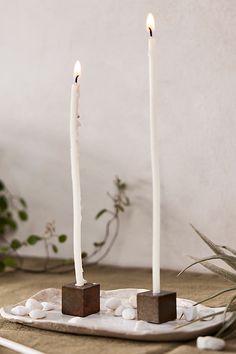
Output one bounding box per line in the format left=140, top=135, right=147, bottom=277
left=137, top=290, right=176, bottom=324
left=62, top=282, right=100, bottom=317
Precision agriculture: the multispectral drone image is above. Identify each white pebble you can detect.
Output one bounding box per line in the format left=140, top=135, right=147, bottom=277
left=114, top=305, right=125, bottom=317
left=122, top=308, right=136, bottom=320
left=104, top=297, right=121, bottom=310
left=11, top=305, right=28, bottom=316
left=29, top=309, right=46, bottom=319
left=183, top=306, right=198, bottom=321
left=68, top=317, right=85, bottom=325
left=41, top=302, right=55, bottom=311
left=128, top=295, right=137, bottom=308
left=197, top=336, right=225, bottom=351
left=25, top=298, right=43, bottom=312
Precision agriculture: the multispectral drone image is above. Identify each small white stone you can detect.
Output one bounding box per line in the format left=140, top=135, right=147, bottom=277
left=68, top=317, right=85, bottom=325
left=11, top=305, right=28, bottom=316
left=41, top=302, right=55, bottom=311
left=25, top=298, right=43, bottom=312
left=197, top=336, right=225, bottom=351
left=128, top=295, right=137, bottom=309
left=122, top=308, right=136, bottom=320
left=104, top=297, right=121, bottom=310
left=29, top=309, right=46, bottom=319
left=114, top=305, right=125, bottom=317
left=183, top=306, right=198, bottom=321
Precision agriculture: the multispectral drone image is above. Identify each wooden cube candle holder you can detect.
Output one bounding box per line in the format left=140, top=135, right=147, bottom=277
left=62, top=282, right=100, bottom=317
left=137, top=290, right=176, bottom=324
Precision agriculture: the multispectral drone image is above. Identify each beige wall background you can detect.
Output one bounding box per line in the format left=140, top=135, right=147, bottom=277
left=0, top=0, right=235, bottom=271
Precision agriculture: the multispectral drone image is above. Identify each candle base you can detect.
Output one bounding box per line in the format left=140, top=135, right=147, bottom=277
left=137, top=290, right=176, bottom=324
left=62, top=282, right=100, bottom=317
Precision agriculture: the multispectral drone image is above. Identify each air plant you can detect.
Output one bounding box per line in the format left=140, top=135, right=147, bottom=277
left=178, top=225, right=236, bottom=339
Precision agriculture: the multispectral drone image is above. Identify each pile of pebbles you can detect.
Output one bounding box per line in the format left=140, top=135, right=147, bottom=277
left=11, top=298, right=56, bottom=319
left=101, top=294, right=137, bottom=320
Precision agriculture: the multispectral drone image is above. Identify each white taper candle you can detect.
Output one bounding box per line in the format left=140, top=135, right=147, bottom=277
left=147, top=13, right=160, bottom=294
left=70, top=60, right=86, bottom=286
left=0, top=336, right=44, bottom=354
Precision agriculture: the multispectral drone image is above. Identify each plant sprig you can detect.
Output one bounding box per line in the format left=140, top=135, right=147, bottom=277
left=0, top=180, right=68, bottom=272
left=83, top=176, right=130, bottom=264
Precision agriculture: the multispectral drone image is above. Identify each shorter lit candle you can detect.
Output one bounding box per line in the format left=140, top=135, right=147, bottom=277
left=70, top=60, right=86, bottom=286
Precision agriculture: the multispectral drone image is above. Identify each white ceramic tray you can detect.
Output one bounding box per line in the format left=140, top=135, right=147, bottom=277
left=0, top=288, right=230, bottom=342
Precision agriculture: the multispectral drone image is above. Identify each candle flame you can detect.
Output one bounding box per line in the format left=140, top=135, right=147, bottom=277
left=146, top=13, right=155, bottom=35
left=73, top=60, right=81, bottom=81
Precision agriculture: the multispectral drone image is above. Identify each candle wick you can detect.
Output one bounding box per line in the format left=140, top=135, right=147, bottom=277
left=75, top=75, right=80, bottom=83
left=148, top=27, right=153, bottom=37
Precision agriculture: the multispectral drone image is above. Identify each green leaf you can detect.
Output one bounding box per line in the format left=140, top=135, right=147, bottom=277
left=119, top=183, right=127, bottom=191
left=218, top=245, right=236, bottom=256
left=27, top=235, right=41, bottom=245
left=11, top=239, right=22, bottom=250
left=0, top=181, right=5, bottom=191
left=93, top=241, right=105, bottom=247
left=0, top=196, right=8, bottom=212
left=58, top=234, right=67, bottom=243
left=0, top=261, right=5, bottom=272
left=81, top=252, right=87, bottom=259
left=7, top=218, right=17, bottom=231
left=116, top=204, right=124, bottom=212
left=3, top=257, right=17, bottom=268
left=0, top=246, right=10, bottom=253
left=191, top=225, right=236, bottom=271
left=95, top=209, right=107, bottom=220
left=190, top=256, right=236, bottom=283
left=0, top=216, right=17, bottom=233
left=18, top=210, right=28, bottom=221
left=194, top=286, right=236, bottom=306
left=178, top=254, right=236, bottom=277
left=52, top=244, right=58, bottom=253
left=19, top=198, right=27, bottom=208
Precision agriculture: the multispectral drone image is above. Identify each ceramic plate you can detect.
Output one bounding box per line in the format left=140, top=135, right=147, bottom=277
left=0, top=288, right=230, bottom=342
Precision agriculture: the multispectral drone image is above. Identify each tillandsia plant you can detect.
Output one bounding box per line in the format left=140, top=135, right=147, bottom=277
left=178, top=224, right=236, bottom=339
left=0, top=179, right=68, bottom=272
left=83, top=176, right=130, bottom=265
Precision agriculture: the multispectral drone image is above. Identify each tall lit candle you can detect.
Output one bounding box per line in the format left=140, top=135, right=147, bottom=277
left=146, top=13, right=160, bottom=294
left=70, top=60, right=86, bottom=286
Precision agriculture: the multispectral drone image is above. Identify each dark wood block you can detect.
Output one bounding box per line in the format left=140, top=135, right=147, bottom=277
left=62, top=282, right=100, bottom=317
left=137, top=290, right=176, bottom=324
